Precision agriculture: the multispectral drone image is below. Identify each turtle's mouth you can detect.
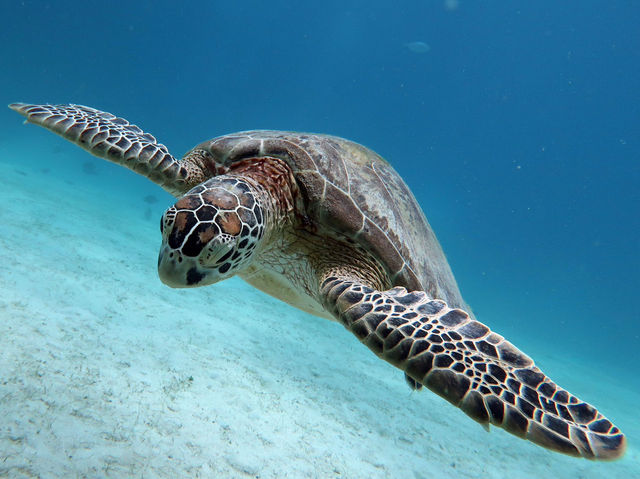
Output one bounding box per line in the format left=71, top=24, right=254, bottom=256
left=157, top=244, right=213, bottom=288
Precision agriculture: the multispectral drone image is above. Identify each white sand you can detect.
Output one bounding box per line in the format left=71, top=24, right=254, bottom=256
left=0, top=152, right=637, bottom=478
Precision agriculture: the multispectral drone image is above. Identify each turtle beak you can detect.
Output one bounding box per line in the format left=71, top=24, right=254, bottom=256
left=157, top=244, right=209, bottom=288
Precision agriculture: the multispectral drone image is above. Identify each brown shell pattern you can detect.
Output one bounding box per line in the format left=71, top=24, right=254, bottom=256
left=192, top=131, right=470, bottom=313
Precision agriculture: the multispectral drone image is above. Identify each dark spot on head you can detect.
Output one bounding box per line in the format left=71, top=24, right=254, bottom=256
left=186, top=267, right=205, bottom=285
left=175, top=195, right=202, bottom=210
left=173, top=210, right=198, bottom=232
left=196, top=205, right=217, bottom=221
left=182, top=224, right=213, bottom=257
left=218, top=262, right=231, bottom=274
left=169, top=211, right=197, bottom=249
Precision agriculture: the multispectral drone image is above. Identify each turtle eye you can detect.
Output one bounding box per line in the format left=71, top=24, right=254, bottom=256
left=160, top=206, right=178, bottom=239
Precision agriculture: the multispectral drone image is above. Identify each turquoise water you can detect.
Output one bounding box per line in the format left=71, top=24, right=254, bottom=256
left=1, top=1, right=638, bottom=478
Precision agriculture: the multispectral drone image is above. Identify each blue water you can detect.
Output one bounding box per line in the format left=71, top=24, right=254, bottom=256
left=1, top=1, right=638, bottom=477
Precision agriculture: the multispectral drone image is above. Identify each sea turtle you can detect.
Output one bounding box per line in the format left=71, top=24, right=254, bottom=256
left=9, top=102, right=626, bottom=460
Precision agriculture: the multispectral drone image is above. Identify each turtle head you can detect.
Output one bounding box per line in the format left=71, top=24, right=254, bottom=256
left=157, top=177, right=266, bottom=288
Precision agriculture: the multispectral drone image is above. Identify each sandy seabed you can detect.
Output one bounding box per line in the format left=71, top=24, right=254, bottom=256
left=0, top=154, right=638, bottom=479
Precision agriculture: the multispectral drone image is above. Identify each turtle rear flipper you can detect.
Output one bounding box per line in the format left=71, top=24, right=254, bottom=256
left=320, top=277, right=627, bottom=461
left=9, top=103, right=208, bottom=196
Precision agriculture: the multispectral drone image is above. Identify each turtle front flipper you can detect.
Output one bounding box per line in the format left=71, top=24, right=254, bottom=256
left=9, top=103, right=207, bottom=196
left=320, top=277, right=626, bottom=460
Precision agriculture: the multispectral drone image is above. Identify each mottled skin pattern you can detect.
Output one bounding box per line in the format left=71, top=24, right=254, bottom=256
left=9, top=103, right=626, bottom=460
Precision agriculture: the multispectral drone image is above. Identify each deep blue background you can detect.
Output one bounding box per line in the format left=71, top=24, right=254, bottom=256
left=2, top=1, right=638, bottom=379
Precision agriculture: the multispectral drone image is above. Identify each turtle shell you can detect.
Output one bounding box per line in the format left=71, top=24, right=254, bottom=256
left=191, top=131, right=470, bottom=312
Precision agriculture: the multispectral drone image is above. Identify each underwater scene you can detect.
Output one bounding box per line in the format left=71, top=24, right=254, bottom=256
left=1, top=1, right=638, bottom=478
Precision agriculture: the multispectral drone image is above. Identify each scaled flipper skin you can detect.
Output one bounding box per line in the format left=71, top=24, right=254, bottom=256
left=9, top=103, right=208, bottom=196
left=320, top=277, right=626, bottom=460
